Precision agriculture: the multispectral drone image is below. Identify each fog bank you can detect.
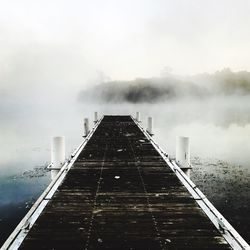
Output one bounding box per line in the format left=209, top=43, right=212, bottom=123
left=78, top=69, right=250, bottom=103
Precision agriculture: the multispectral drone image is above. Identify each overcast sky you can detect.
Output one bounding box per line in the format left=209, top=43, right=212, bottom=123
left=0, top=0, right=250, bottom=85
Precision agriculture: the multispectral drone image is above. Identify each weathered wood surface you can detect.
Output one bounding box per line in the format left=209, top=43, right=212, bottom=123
left=19, top=116, right=231, bottom=249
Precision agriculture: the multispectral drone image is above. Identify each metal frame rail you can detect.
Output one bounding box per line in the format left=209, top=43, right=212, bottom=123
left=132, top=116, right=250, bottom=250
left=1, top=117, right=103, bottom=250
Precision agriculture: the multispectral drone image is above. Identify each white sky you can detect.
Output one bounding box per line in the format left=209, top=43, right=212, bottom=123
left=0, top=0, right=250, bottom=82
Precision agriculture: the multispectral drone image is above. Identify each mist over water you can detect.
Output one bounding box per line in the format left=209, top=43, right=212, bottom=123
left=2, top=70, right=250, bottom=173
left=78, top=70, right=250, bottom=167
left=1, top=70, right=250, bottom=245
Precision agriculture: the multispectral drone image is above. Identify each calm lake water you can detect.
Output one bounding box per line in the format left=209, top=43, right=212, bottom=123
left=0, top=171, right=49, bottom=246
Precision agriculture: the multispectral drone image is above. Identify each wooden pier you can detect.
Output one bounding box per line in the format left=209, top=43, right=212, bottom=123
left=2, top=115, right=249, bottom=249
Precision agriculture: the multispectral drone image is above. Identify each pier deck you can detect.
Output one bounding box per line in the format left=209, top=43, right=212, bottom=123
left=18, top=116, right=231, bottom=249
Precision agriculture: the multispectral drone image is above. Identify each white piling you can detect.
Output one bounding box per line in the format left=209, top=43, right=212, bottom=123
left=51, top=136, right=65, bottom=180
left=147, top=117, right=153, bottom=135
left=94, top=112, right=98, bottom=123
left=84, top=118, right=89, bottom=136
left=136, top=112, right=140, bottom=122
left=51, top=169, right=59, bottom=180
left=176, top=136, right=191, bottom=177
